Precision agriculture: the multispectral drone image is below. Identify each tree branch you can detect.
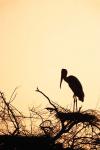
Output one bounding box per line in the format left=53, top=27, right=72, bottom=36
left=36, top=87, right=56, bottom=110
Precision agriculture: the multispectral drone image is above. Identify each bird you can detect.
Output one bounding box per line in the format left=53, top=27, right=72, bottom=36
left=60, top=69, right=84, bottom=112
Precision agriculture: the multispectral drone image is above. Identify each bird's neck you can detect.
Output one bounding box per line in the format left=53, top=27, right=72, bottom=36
left=64, top=77, right=67, bottom=82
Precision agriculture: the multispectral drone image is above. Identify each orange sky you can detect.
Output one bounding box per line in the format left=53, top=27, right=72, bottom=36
left=0, top=0, right=100, bottom=113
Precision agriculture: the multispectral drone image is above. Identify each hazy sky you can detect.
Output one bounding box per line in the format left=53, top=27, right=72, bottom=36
left=0, top=0, right=100, bottom=113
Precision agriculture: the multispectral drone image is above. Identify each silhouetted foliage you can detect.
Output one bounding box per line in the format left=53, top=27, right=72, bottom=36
left=0, top=88, right=99, bottom=150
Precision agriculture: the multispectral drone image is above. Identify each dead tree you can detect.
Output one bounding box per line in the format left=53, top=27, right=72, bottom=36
left=36, top=88, right=100, bottom=150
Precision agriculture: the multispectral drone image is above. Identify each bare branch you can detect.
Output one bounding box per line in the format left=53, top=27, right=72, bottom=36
left=36, top=87, right=57, bottom=110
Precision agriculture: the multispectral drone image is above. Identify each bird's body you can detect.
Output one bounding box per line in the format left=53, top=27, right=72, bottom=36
left=65, top=75, right=84, bottom=101
left=60, top=69, right=84, bottom=111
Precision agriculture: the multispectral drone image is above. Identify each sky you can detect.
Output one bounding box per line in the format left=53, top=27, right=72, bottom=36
left=0, top=0, right=100, bottom=113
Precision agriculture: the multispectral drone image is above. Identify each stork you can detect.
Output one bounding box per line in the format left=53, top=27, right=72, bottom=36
left=60, top=69, right=84, bottom=112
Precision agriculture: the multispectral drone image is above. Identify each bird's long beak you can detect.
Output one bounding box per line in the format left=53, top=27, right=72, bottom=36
left=60, top=74, right=63, bottom=89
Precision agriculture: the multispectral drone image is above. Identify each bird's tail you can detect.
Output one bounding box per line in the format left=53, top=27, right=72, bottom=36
left=79, top=96, right=84, bottom=102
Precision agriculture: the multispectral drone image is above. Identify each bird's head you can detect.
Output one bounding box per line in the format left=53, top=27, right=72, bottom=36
left=60, top=69, right=67, bottom=88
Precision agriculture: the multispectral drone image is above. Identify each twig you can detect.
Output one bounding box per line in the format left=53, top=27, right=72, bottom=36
left=36, top=87, right=56, bottom=110
left=0, top=92, right=20, bottom=135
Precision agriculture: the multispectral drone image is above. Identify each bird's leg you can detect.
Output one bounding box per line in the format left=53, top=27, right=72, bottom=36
left=73, top=95, right=78, bottom=112
left=73, top=95, right=76, bottom=112
left=73, top=98, right=75, bottom=112
left=76, top=97, right=77, bottom=112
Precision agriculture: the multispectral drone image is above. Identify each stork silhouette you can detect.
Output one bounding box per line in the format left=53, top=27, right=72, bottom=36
left=60, top=69, right=84, bottom=112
